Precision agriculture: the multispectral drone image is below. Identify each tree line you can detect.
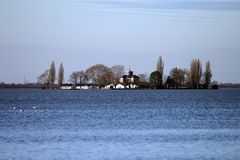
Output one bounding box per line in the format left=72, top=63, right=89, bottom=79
left=137, top=57, right=213, bottom=89
left=37, top=56, right=214, bottom=89
left=37, top=63, right=124, bottom=89
left=38, top=62, right=64, bottom=89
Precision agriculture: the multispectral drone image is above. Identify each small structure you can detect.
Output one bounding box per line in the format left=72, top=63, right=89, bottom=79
left=125, top=84, right=138, bottom=89
left=116, top=84, right=125, bottom=89
left=60, top=83, right=95, bottom=90
left=60, top=84, right=72, bottom=90
left=76, top=83, right=95, bottom=90
left=105, top=83, right=125, bottom=89
left=104, top=70, right=139, bottom=89
left=105, top=84, right=114, bottom=89
left=119, top=70, right=139, bottom=89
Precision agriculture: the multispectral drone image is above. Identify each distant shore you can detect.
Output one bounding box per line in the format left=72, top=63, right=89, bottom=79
left=1, top=83, right=240, bottom=89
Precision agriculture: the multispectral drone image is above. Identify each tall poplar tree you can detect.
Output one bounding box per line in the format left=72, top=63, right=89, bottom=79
left=58, top=63, right=64, bottom=86
left=204, top=61, right=212, bottom=89
left=156, top=56, right=164, bottom=86
left=49, top=61, right=56, bottom=89
left=189, top=59, right=202, bottom=89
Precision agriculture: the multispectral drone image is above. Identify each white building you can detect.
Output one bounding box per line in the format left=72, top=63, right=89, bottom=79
left=119, top=70, right=139, bottom=89
left=116, top=84, right=125, bottom=89
left=60, top=84, right=72, bottom=90
left=125, top=84, right=138, bottom=89
left=60, top=83, right=95, bottom=90
left=105, top=84, right=114, bottom=89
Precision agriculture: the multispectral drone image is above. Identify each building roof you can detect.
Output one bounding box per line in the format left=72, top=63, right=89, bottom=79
left=60, top=83, right=72, bottom=86
left=121, top=71, right=139, bottom=79
left=60, top=83, right=95, bottom=86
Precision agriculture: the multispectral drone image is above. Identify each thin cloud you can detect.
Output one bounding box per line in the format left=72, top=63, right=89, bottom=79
left=79, top=0, right=240, bottom=11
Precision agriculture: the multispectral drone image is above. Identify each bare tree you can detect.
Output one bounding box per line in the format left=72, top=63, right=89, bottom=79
left=49, top=61, right=56, bottom=89
left=204, top=61, right=212, bottom=89
left=170, top=68, right=186, bottom=88
left=156, top=56, right=164, bottom=85
left=78, top=71, right=87, bottom=84
left=58, top=63, right=64, bottom=86
left=69, top=71, right=79, bottom=86
left=85, top=64, right=113, bottom=88
left=138, top=73, right=149, bottom=83
left=37, top=69, right=50, bottom=89
left=111, top=65, right=125, bottom=86
left=189, top=59, right=202, bottom=89
left=99, top=69, right=114, bottom=87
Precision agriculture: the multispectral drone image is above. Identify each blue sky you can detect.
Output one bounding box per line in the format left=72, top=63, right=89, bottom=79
left=1, top=0, right=240, bottom=83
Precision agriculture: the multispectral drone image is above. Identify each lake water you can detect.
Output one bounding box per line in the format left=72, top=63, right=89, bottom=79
left=0, top=89, right=240, bottom=160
